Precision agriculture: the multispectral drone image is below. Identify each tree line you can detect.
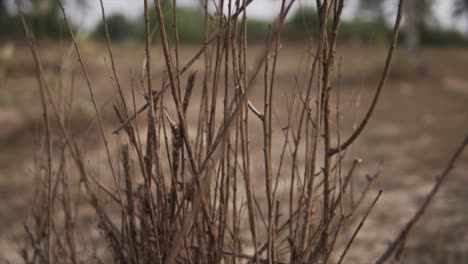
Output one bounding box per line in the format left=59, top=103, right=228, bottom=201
left=1, top=0, right=467, bottom=48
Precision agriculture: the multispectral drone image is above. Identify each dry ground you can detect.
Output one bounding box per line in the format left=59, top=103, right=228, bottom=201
left=1, top=41, right=467, bottom=263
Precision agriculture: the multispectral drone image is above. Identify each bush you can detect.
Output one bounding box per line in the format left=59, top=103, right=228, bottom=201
left=285, top=7, right=391, bottom=44
left=284, top=7, right=320, bottom=41
left=0, top=15, right=22, bottom=39
left=137, top=5, right=206, bottom=44
left=340, top=19, right=391, bottom=45
left=96, top=5, right=270, bottom=44
left=17, top=2, right=468, bottom=264
left=243, top=19, right=270, bottom=43
left=1, top=9, right=71, bottom=40
left=93, top=14, right=137, bottom=42
left=419, top=24, right=468, bottom=46
left=27, top=11, right=70, bottom=39
left=284, top=7, right=467, bottom=46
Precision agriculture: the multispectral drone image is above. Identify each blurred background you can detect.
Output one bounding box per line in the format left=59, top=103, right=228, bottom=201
left=1, top=0, right=468, bottom=44
left=1, top=0, right=468, bottom=263
left=1, top=0, right=468, bottom=82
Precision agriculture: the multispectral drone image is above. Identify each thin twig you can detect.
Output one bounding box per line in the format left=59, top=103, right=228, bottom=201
left=112, top=0, right=256, bottom=135
left=15, top=2, right=54, bottom=261
left=24, top=225, right=47, bottom=264
left=338, top=190, right=382, bottom=264
left=329, top=0, right=404, bottom=156
left=56, top=0, right=128, bottom=218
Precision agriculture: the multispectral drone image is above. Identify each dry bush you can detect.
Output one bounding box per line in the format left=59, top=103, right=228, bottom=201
left=15, top=0, right=468, bottom=263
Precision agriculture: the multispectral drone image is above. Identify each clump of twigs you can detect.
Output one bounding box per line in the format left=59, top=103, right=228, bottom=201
left=16, top=0, right=468, bottom=263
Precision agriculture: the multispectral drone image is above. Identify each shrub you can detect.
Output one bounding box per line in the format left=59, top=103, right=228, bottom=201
left=15, top=1, right=468, bottom=264
left=137, top=5, right=206, bottom=44
left=93, top=14, right=137, bottom=42
left=27, top=10, right=70, bottom=39
left=285, top=8, right=467, bottom=46
left=419, top=24, right=468, bottom=46
left=340, top=19, right=391, bottom=44
left=285, top=7, right=391, bottom=44
left=1, top=9, right=71, bottom=40
left=0, top=15, right=22, bottom=38
left=243, top=19, right=270, bottom=43
left=284, top=7, right=321, bottom=41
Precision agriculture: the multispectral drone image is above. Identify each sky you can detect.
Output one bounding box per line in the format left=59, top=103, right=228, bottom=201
left=7, top=0, right=468, bottom=33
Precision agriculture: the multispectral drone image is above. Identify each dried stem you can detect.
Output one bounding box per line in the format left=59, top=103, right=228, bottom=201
left=17, top=0, right=414, bottom=262
left=329, top=0, right=404, bottom=156
left=338, top=190, right=382, bottom=264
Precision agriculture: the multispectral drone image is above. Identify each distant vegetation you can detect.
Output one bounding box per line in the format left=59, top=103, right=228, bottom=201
left=1, top=3, right=467, bottom=46
left=418, top=24, right=468, bottom=46
left=0, top=8, right=70, bottom=40
left=283, top=7, right=467, bottom=46
left=283, top=7, right=392, bottom=44
left=93, top=13, right=137, bottom=42
left=142, top=5, right=206, bottom=43
left=93, top=6, right=468, bottom=46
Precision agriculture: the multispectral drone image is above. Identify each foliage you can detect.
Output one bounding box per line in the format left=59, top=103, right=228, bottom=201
left=340, top=19, right=391, bottom=44
left=284, top=7, right=320, bottom=41
left=283, top=6, right=467, bottom=46
left=93, top=13, right=137, bottom=42
left=26, top=10, right=71, bottom=39
left=0, top=15, right=22, bottom=38
left=453, top=0, right=468, bottom=17
left=418, top=24, right=468, bottom=46
left=0, top=3, right=71, bottom=39
left=284, top=7, right=391, bottom=44
left=93, top=5, right=271, bottom=44
left=137, top=5, right=206, bottom=44
left=358, top=0, right=435, bottom=23
left=243, top=19, right=270, bottom=43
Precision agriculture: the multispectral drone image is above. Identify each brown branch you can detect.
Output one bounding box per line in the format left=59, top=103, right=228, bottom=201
left=98, top=0, right=127, bottom=112
left=56, top=0, right=128, bottom=216
left=247, top=99, right=264, bottom=121
left=15, top=1, right=54, bottom=261
left=338, top=190, right=382, bottom=264
left=166, top=1, right=297, bottom=262
left=191, top=246, right=289, bottom=264
left=24, top=224, right=47, bottom=264
left=328, top=0, right=404, bottom=156
left=17, top=4, right=124, bottom=262
left=112, top=0, right=256, bottom=135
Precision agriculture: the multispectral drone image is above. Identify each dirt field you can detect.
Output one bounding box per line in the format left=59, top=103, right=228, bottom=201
left=1, top=41, right=467, bottom=263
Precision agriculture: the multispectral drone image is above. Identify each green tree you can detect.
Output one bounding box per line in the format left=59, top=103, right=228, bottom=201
left=454, top=0, right=468, bottom=32
left=138, top=4, right=205, bottom=44
left=454, top=0, right=468, bottom=16
left=0, top=0, right=6, bottom=16
left=359, top=0, right=434, bottom=74
left=359, top=0, right=386, bottom=22
left=1, top=0, right=83, bottom=39
left=93, top=13, right=136, bottom=42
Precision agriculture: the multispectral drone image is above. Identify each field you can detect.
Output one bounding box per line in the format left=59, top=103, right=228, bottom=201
left=1, top=41, right=468, bottom=263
